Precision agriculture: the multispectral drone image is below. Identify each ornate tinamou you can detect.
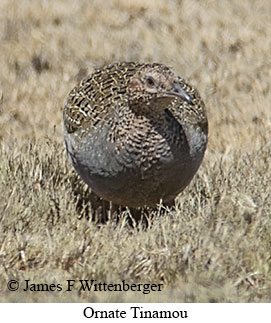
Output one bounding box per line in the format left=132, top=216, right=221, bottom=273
left=63, top=62, right=208, bottom=208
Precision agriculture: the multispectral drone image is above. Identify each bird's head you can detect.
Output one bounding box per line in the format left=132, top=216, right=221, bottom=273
left=127, top=63, right=192, bottom=111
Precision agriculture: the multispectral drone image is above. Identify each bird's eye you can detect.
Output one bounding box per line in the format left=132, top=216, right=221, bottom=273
left=146, top=77, right=155, bottom=87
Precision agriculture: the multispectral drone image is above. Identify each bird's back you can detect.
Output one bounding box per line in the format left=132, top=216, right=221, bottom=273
left=64, top=62, right=142, bottom=134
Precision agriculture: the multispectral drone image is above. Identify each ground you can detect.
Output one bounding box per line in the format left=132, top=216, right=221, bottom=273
left=0, top=0, right=271, bottom=302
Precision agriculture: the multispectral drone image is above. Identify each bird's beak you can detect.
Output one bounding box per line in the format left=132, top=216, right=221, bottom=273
left=170, top=82, right=192, bottom=104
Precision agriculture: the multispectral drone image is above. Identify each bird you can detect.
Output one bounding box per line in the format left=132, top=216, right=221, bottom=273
left=63, top=62, right=208, bottom=208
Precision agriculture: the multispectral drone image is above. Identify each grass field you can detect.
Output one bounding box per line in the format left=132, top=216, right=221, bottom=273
left=0, top=0, right=271, bottom=302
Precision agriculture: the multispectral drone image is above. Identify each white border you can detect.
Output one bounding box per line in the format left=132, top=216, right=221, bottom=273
left=1, top=303, right=271, bottom=322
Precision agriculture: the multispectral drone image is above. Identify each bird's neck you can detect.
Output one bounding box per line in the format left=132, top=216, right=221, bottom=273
left=128, top=97, right=173, bottom=120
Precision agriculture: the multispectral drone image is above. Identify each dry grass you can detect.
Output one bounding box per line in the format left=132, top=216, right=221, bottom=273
left=0, top=0, right=271, bottom=302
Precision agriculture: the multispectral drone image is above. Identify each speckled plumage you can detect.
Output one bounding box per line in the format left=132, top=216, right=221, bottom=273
left=63, top=62, right=208, bottom=207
